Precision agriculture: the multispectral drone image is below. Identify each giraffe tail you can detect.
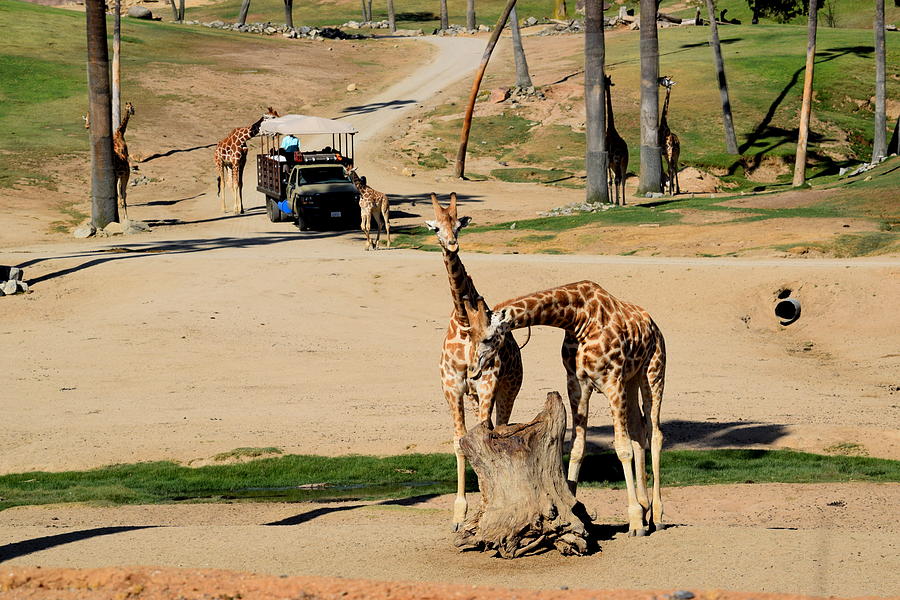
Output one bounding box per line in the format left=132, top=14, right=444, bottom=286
left=216, top=174, right=221, bottom=196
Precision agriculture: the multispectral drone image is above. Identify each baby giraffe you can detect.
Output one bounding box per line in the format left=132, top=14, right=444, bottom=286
left=464, top=281, right=666, bottom=536
left=348, top=168, right=390, bottom=250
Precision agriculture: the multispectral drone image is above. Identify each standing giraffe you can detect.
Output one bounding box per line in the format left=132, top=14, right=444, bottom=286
left=424, top=193, right=523, bottom=530
left=464, top=281, right=666, bottom=537
left=658, top=76, right=681, bottom=196
left=605, top=75, right=629, bottom=206
left=348, top=168, right=390, bottom=250
left=214, top=107, right=279, bottom=214
left=113, top=102, right=135, bottom=223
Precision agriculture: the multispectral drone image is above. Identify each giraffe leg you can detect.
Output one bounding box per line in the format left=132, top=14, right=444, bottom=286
left=642, top=342, right=666, bottom=530
left=118, top=171, right=129, bottom=223
left=443, top=375, right=468, bottom=530
left=626, top=378, right=650, bottom=517
left=382, top=203, right=391, bottom=248
left=218, top=164, right=228, bottom=213
left=603, top=375, right=647, bottom=536
left=561, top=333, right=580, bottom=451
left=360, top=209, right=372, bottom=249
left=566, top=377, right=593, bottom=494
left=236, top=157, right=246, bottom=214
left=493, top=334, right=522, bottom=426
left=372, top=210, right=383, bottom=250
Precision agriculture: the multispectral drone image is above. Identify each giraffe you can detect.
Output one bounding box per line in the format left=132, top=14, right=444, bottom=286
left=658, top=76, right=681, bottom=196
left=214, top=107, right=279, bottom=215
left=463, top=280, right=666, bottom=537
left=348, top=168, right=390, bottom=250
left=113, top=102, right=135, bottom=223
left=605, top=74, right=629, bottom=206
left=424, top=192, right=523, bottom=531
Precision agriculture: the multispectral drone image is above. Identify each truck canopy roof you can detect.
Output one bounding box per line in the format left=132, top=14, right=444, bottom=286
left=259, top=114, right=358, bottom=136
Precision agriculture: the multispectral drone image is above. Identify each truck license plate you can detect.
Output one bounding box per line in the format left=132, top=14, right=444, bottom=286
left=330, top=211, right=342, bottom=218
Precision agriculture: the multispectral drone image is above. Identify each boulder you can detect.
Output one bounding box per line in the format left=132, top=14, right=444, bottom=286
left=73, top=223, right=96, bottom=239
left=347, top=83, right=357, bottom=92
left=103, top=221, right=125, bottom=235
left=524, top=16, right=538, bottom=26
left=127, top=6, right=153, bottom=19
left=2, top=280, right=17, bottom=295
left=489, top=88, right=510, bottom=103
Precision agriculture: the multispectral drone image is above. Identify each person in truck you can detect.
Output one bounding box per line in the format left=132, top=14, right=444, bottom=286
left=280, top=134, right=300, bottom=155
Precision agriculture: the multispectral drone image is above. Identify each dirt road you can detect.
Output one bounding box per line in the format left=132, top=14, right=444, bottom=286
left=1, top=35, right=898, bottom=599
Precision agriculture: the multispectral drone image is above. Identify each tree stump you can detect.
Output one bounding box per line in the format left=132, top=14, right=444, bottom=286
left=453, top=392, right=590, bottom=558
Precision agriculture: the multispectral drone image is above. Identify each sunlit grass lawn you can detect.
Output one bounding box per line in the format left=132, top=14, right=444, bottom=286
left=1, top=449, right=897, bottom=511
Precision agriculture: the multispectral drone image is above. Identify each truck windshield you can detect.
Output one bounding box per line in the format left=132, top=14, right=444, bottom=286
left=299, top=167, right=349, bottom=185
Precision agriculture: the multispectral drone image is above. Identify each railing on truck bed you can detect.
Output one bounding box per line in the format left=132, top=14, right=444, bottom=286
left=257, top=155, right=284, bottom=198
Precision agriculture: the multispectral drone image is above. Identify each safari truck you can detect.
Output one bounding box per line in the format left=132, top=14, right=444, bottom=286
left=256, top=115, right=360, bottom=230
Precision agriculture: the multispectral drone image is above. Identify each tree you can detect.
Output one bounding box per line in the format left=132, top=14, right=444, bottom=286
left=387, top=0, right=396, bottom=31
left=746, top=0, right=806, bottom=23
left=169, top=0, right=179, bottom=20
left=440, top=0, right=449, bottom=29
left=284, top=0, right=294, bottom=28
left=705, top=0, right=739, bottom=154
left=455, top=0, right=519, bottom=178
left=553, top=0, right=568, bottom=19
left=179, top=0, right=185, bottom=20
left=467, top=0, right=476, bottom=30
left=792, top=0, right=818, bottom=187
left=360, top=0, right=369, bottom=22
left=637, top=0, right=663, bottom=195
left=112, top=0, right=121, bottom=129
left=872, top=0, right=887, bottom=161
left=237, top=0, right=251, bottom=26
left=584, top=0, right=609, bottom=203
left=509, top=6, right=533, bottom=88
left=85, top=0, right=118, bottom=227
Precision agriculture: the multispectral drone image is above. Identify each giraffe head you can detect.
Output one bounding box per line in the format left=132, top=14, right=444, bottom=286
left=249, top=107, right=280, bottom=136
left=658, top=76, right=676, bottom=89
left=463, top=296, right=512, bottom=379
left=347, top=167, right=367, bottom=188
left=424, top=192, right=471, bottom=253
left=604, top=74, right=614, bottom=87
left=123, top=102, right=135, bottom=118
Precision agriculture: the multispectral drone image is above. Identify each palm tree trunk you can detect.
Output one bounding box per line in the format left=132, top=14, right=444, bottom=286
left=872, top=0, right=887, bottom=161
left=705, top=0, right=738, bottom=154
left=455, top=0, right=519, bottom=179
left=440, top=0, right=449, bottom=29
left=284, top=0, right=294, bottom=28
left=510, top=6, right=533, bottom=88
left=585, top=0, right=609, bottom=204
left=387, top=0, right=396, bottom=31
left=792, top=0, right=818, bottom=187
left=112, top=0, right=121, bottom=129
left=637, top=0, right=662, bottom=195
left=238, top=0, right=251, bottom=25
left=467, top=0, right=476, bottom=30
left=178, top=0, right=185, bottom=19
left=86, top=0, right=118, bottom=227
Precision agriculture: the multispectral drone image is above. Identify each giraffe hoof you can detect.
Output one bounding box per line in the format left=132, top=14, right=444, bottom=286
left=628, top=527, right=649, bottom=537
left=452, top=521, right=461, bottom=533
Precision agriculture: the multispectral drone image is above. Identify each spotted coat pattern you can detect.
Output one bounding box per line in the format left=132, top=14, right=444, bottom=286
left=605, top=76, right=629, bottom=206
left=466, top=280, right=666, bottom=536
left=348, top=169, right=391, bottom=250
left=214, top=107, right=278, bottom=214
left=658, top=77, right=681, bottom=196
left=112, top=102, right=135, bottom=222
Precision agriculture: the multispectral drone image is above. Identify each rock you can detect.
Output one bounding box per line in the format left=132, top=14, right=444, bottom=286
left=2, top=280, right=17, bottom=295
left=73, top=223, right=96, bottom=239
left=209, top=20, right=225, bottom=27
left=264, top=26, right=277, bottom=34
left=629, top=21, right=639, bottom=30
left=478, top=24, right=491, bottom=32
left=103, top=221, right=125, bottom=235
left=401, top=167, right=415, bottom=177
left=1, top=267, right=23, bottom=281
left=489, top=87, right=510, bottom=103
left=672, top=592, right=695, bottom=600
left=125, top=221, right=152, bottom=235
left=347, top=83, right=357, bottom=92
left=524, top=16, right=538, bottom=26
left=16, top=280, right=29, bottom=293
left=127, top=6, right=153, bottom=19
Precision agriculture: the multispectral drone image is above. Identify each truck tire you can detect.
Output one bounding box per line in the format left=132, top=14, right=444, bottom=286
left=295, top=211, right=310, bottom=231
left=266, top=196, right=288, bottom=223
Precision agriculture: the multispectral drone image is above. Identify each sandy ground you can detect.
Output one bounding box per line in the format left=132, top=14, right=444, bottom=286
left=1, top=33, right=900, bottom=600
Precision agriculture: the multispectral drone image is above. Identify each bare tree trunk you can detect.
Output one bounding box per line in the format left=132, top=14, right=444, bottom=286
left=705, top=0, right=738, bottom=154
left=367, top=0, right=373, bottom=23
left=792, top=0, right=818, bottom=187
left=178, top=0, right=185, bottom=20
left=509, top=6, right=532, bottom=88
left=440, top=0, right=449, bottom=29
left=284, top=0, right=294, bottom=28
left=637, top=0, right=663, bottom=194
left=169, top=0, right=179, bottom=20
left=360, top=0, right=368, bottom=21
left=387, top=0, right=396, bottom=31
left=454, top=392, right=590, bottom=558
left=455, top=0, right=519, bottom=179
left=467, top=0, right=476, bottom=30
left=888, top=116, right=899, bottom=155
left=585, top=0, right=609, bottom=204
left=553, top=0, right=567, bottom=19
left=238, top=0, right=251, bottom=25
left=86, top=0, right=118, bottom=228
left=112, top=0, right=121, bottom=129
left=872, top=0, right=887, bottom=161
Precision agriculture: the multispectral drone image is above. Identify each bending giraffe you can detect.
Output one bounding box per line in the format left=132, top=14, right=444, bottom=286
left=658, top=76, right=681, bottom=196
left=605, top=75, right=629, bottom=206
left=113, top=102, right=135, bottom=222
left=214, top=107, right=279, bottom=214
left=348, top=168, right=390, bottom=250
left=464, top=281, right=666, bottom=537
left=424, top=193, right=523, bottom=531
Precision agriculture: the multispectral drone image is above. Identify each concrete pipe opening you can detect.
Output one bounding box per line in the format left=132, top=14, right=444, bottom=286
left=775, top=298, right=801, bottom=326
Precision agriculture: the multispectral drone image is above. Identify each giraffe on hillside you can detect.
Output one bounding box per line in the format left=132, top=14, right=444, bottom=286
left=113, top=102, right=135, bottom=222
left=348, top=168, right=391, bottom=250
left=425, top=193, right=523, bottom=531
left=658, top=76, right=681, bottom=196
left=605, top=75, right=629, bottom=206
left=214, top=107, right=279, bottom=214
left=463, top=281, right=666, bottom=537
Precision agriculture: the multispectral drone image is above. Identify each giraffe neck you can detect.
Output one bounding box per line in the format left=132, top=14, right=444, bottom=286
left=117, top=111, right=131, bottom=137
left=605, top=82, right=616, bottom=134
left=660, top=87, right=671, bottom=132
left=495, top=282, right=602, bottom=336
left=442, top=249, right=479, bottom=327
left=233, top=127, right=253, bottom=147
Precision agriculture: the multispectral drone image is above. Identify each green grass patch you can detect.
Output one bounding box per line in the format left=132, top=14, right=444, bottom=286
left=1, top=449, right=896, bottom=511
left=491, top=167, right=574, bottom=184
left=212, top=447, right=284, bottom=461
